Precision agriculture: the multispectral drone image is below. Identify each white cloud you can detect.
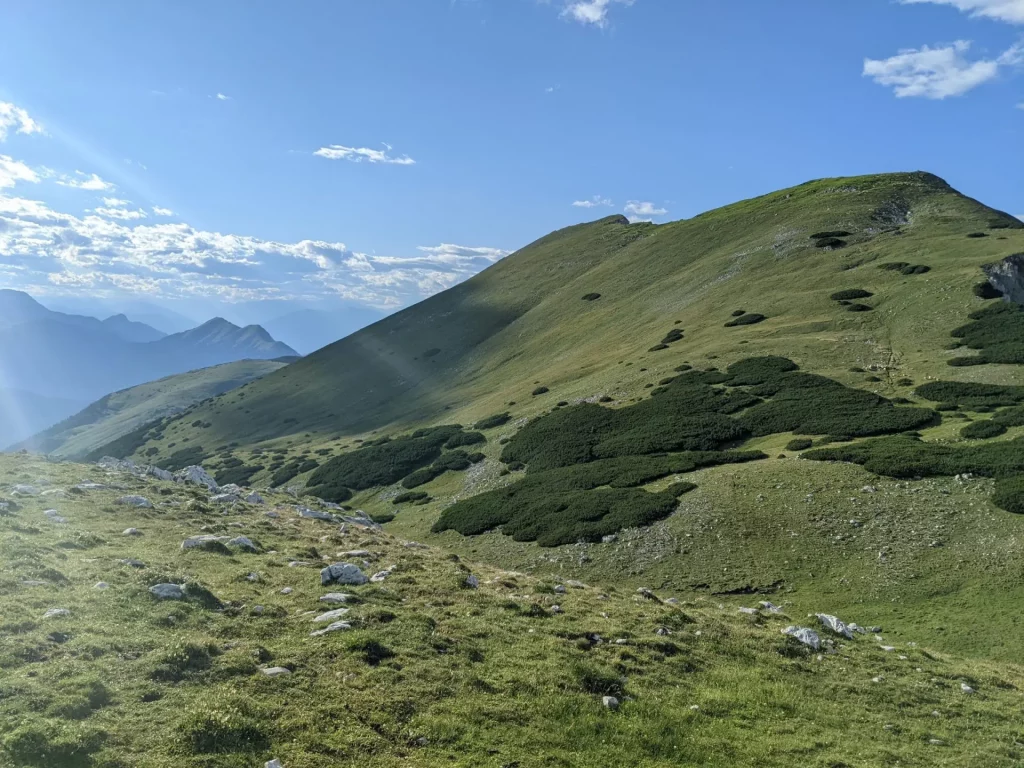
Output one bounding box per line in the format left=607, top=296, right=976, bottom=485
left=0, top=193, right=509, bottom=309
left=573, top=196, right=613, bottom=208
left=862, top=40, right=1023, bottom=98
left=562, top=0, right=636, bottom=27
left=93, top=206, right=149, bottom=221
left=0, top=102, right=43, bottom=141
left=0, top=156, right=39, bottom=189
left=215, top=93, right=231, bottom=101
left=901, top=0, right=1024, bottom=24
left=102, top=197, right=131, bottom=207
left=56, top=171, right=115, bottom=191
left=152, top=206, right=174, bottom=216
left=623, top=200, right=667, bottom=222
left=314, top=143, right=416, bottom=165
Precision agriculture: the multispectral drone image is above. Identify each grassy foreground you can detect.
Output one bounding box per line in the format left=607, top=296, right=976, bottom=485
left=2, top=454, right=1024, bottom=767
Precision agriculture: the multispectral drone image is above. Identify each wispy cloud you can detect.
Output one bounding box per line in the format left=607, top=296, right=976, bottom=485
left=152, top=206, right=174, bottom=216
left=0, top=102, right=43, bottom=141
left=562, top=0, right=636, bottom=27
left=623, top=200, right=667, bottom=222
left=93, top=205, right=149, bottom=220
left=0, top=155, right=39, bottom=189
left=0, top=193, right=508, bottom=309
left=572, top=196, right=613, bottom=208
left=215, top=93, right=231, bottom=101
left=863, top=40, right=1023, bottom=98
left=102, top=197, right=132, bottom=207
left=900, top=0, right=1024, bottom=24
left=56, top=171, right=115, bottom=191
left=314, top=143, right=416, bottom=165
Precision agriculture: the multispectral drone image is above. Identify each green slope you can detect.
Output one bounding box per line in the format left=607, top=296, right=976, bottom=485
left=131, top=172, right=1022, bottom=459
left=114, top=170, right=1024, bottom=666
left=17, top=360, right=286, bottom=460
left=2, top=453, right=1023, bottom=767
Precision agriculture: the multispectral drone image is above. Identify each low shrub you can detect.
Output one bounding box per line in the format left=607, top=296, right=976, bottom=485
left=814, top=237, right=846, bottom=249
left=648, top=344, right=669, bottom=351
left=215, top=463, right=263, bottom=486
left=532, top=386, right=550, bottom=396
left=947, top=303, right=1024, bottom=366
left=960, top=421, right=1008, bottom=440
left=393, top=491, right=430, bottom=505
left=902, top=265, right=930, bottom=275
left=445, top=431, right=486, bottom=449
left=660, top=328, right=685, bottom=344
left=810, top=230, right=851, bottom=239
left=846, top=303, right=873, bottom=312
left=731, top=309, right=746, bottom=317
left=402, top=450, right=473, bottom=489
left=830, top=289, right=873, bottom=301
left=474, top=413, right=511, bottom=430
left=422, top=348, right=442, bottom=358
left=994, top=406, right=1024, bottom=427
left=785, top=438, right=813, bottom=451
left=724, top=313, right=766, bottom=327
left=581, top=293, right=601, bottom=301
left=974, top=281, right=1003, bottom=300
left=966, top=232, right=988, bottom=238
left=993, top=475, right=1024, bottom=514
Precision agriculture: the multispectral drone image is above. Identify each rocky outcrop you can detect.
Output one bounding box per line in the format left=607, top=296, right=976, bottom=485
left=983, top=254, right=1024, bottom=305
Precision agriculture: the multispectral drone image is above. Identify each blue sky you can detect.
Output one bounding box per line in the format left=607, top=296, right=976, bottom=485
left=0, top=0, right=1021, bottom=322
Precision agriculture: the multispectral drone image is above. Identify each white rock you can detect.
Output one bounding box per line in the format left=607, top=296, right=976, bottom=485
left=211, top=492, right=240, bottom=504
left=321, top=562, right=368, bottom=586
left=181, top=534, right=231, bottom=550
left=465, top=574, right=480, bottom=589
left=340, top=549, right=372, bottom=558
left=602, top=696, right=620, bottom=710
left=147, top=466, right=173, bottom=481
left=227, top=536, right=259, bottom=552
left=312, top=608, right=350, bottom=623
left=75, top=482, right=107, bottom=491
left=245, top=491, right=264, bottom=504
left=297, top=505, right=336, bottom=522
left=280, top=587, right=294, bottom=595
left=960, top=682, right=975, bottom=694
left=43, top=608, right=70, bottom=619
left=41, top=489, right=67, bottom=498
left=738, top=607, right=759, bottom=615
left=759, top=601, right=782, bottom=613
left=11, top=484, right=39, bottom=496
left=174, top=465, right=218, bottom=490
left=43, top=509, right=68, bottom=523
left=370, top=569, right=393, bottom=583
left=782, top=626, right=821, bottom=650
left=567, top=580, right=587, bottom=589
left=99, top=456, right=138, bottom=472
left=260, top=667, right=292, bottom=677
left=117, top=495, right=152, bottom=508
left=553, top=584, right=567, bottom=594
left=94, top=582, right=110, bottom=590
left=149, top=583, right=185, bottom=600
left=310, top=620, right=352, bottom=637
left=123, top=528, right=142, bottom=536
left=266, top=760, right=284, bottom=768
left=319, top=593, right=354, bottom=604
left=816, top=613, right=854, bottom=639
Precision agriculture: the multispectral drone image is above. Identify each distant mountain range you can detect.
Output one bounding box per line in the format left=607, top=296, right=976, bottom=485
left=0, top=290, right=298, bottom=444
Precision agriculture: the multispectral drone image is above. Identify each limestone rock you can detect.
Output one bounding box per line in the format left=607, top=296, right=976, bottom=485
left=310, top=620, right=351, bottom=637
left=181, top=534, right=230, bottom=551
left=174, top=465, right=218, bottom=490
left=312, top=608, right=350, bottom=623
left=150, top=583, right=185, bottom=600
left=227, top=536, right=259, bottom=552
left=117, top=495, right=152, bottom=508
left=782, top=626, right=821, bottom=650
left=320, top=562, right=368, bottom=586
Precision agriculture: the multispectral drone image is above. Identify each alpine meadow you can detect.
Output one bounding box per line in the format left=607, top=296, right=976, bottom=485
left=2, top=3, right=1024, bottom=767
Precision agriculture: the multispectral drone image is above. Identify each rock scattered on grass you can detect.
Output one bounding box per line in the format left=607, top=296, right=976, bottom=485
left=43, top=608, right=70, bottom=619
left=149, top=583, right=185, bottom=600
left=602, top=696, right=620, bottom=710
left=321, top=562, right=369, bottom=586
left=310, top=621, right=352, bottom=637
left=782, top=626, right=821, bottom=650
left=312, top=608, right=350, bottom=623
left=319, top=593, right=353, bottom=604
left=117, top=495, right=152, bottom=508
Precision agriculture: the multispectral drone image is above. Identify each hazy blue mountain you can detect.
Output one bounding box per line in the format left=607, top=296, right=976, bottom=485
left=0, top=292, right=298, bottom=435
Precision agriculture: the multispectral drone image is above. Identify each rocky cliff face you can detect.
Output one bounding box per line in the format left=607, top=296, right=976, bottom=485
left=984, top=254, right=1024, bottom=305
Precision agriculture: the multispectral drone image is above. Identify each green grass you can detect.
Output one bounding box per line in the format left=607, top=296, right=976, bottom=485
left=4, top=453, right=1024, bottom=767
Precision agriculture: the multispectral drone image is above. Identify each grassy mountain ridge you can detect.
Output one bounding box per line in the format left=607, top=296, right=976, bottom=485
left=12, top=360, right=286, bottom=459
left=132, top=172, right=1021, bottom=460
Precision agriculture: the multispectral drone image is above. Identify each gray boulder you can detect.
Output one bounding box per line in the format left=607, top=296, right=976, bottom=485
left=319, top=593, right=354, bottom=604
left=320, top=562, right=368, bottom=586
left=211, top=492, right=240, bottom=504
left=43, top=509, right=68, bottom=523
left=181, top=534, right=231, bottom=551
left=782, top=626, right=821, bottom=650
left=310, top=620, right=351, bottom=637
left=602, top=696, right=620, bottom=710
left=227, top=536, right=259, bottom=552
left=43, top=608, right=71, bottom=619
left=245, top=491, right=265, bottom=504
left=312, top=608, right=350, bottom=623
left=297, top=505, right=336, bottom=522
left=150, top=583, right=185, bottom=600
left=260, top=667, right=292, bottom=677
left=816, top=613, right=854, bottom=639
left=117, top=495, right=152, bottom=508
left=175, top=465, right=218, bottom=490
left=11, top=484, right=39, bottom=496
left=123, top=528, right=142, bottom=536
left=147, top=466, right=173, bottom=482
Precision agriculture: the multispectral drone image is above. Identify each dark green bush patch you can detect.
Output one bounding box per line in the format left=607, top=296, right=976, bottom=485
left=960, top=421, right=1008, bottom=440
left=660, top=329, right=685, bottom=344
left=433, top=451, right=763, bottom=546
left=581, top=293, right=601, bottom=301
left=422, top=348, right=442, bottom=358
left=830, top=289, right=873, bottom=301
left=846, top=303, right=873, bottom=312
left=532, top=386, right=550, bottom=396
left=785, top=439, right=813, bottom=451
left=944, top=303, right=1024, bottom=367
left=993, top=475, right=1024, bottom=514
left=731, top=309, right=746, bottom=317
left=648, top=344, right=670, bottom=351
left=305, top=426, right=464, bottom=497
left=810, top=231, right=851, bottom=239
left=474, top=413, right=511, bottom=430
left=902, top=264, right=930, bottom=275
left=402, top=450, right=474, bottom=489
left=814, top=237, right=846, bottom=249
left=966, top=232, right=988, bottom=238
left=215, top=463, right=263, bottom=487
left=993, top=406, right=1024, bottom=427
left=974, top=281, right=1003, bottom=300
left=393, top=491, right=430, bottom=505
left=445, top=431, right=486, bottom=449
left=879, top=262, right=909, bottom=271
left=724, top=314, right=766, bottom=327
